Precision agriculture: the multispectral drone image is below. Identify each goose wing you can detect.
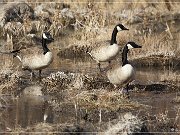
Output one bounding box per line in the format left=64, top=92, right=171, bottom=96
left=94, top=40, right=111, bottom=48
left=22, top=53, right=45, bottom=69
left=89, top=40, right=111, bottom=54
left=17, top=46, right=43, bottom=61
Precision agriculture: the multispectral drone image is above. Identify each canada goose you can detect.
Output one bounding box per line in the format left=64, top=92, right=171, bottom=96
left=13, top=32, right=54, bottom=79
left=87, top=24, right=129, bottom=71
left=106, top=42, right=142, bottom=96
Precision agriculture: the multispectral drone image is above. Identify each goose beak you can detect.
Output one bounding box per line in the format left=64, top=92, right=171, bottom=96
left=137, top=45, right=142, bottom=48
left=124, top=27, right=129, bottom=30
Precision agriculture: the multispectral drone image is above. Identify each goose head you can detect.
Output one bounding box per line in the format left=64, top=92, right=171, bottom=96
left=42, top=32, right=54, bottom=55
left=116, top=24, right=129, bottom=32
left=126, top=42, right=142, bottom=50
left=122, top=42, right=141, bottom=66
left=42, top=32, right=54, bottom=42
left=110, top=24, right=129, bottom=45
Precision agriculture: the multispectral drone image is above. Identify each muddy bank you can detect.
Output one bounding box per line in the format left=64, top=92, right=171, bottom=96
left=57, top=44, right=90, bottom=59
left=0, top=1, right=179, bottom=134
left=0, top=72, right=146, bottom=133
left=57, top=45, right=180, bottom=68
left=0, top=1, right=179, bottom=58
left=7, top=113, right=146, bottom=134
left=132, top=55, right=180, bottom=68
left=0, top=68, right=179, bottom=133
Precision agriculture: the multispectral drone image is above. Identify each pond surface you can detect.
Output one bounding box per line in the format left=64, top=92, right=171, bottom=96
left=0, top=52, right=179, bottom=132
left=0, top=38, right=179, bottom=132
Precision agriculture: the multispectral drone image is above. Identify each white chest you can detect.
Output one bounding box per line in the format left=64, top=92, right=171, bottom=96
left=98, top=44, right=120, bottom=62
left=23, top=52, right=53, bottom=70
left=107, top=44, right=120, bottom=56
left=44, top=52, right=53, bottom=64
left=107, top=64, right=135, bottom=85
left=121, top=64, right=134, bottom=76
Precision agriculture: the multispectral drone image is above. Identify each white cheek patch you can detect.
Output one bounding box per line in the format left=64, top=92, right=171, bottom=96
left=43, top=33, right=48, bottom=39
left=127, top=44, right=134, bottom=49
left=117, top=26, right=122, bottom=31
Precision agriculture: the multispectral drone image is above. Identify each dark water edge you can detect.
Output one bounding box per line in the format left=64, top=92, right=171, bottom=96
left=0, top=35, right=179, bottom=134
left=0, top=57, right=179, bottom=133
left=0, top=86, right=179, bottom=133
left=132, top=56, right=180, bottom=69
left=0, top=1, right=179, bottom=133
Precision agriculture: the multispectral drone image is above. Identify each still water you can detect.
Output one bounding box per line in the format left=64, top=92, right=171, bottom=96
left=0, top=48, right=179, bottom=132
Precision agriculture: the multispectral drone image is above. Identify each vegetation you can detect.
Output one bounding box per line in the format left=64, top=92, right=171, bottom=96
left=0, top=0, right=179, bottom=134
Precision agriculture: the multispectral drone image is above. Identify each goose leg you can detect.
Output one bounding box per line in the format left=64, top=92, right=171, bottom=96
left=114, top=85, right=117, bottom=89
left=122, top=84, right=130, bottom=98
left=125, top=84, right=130, bottom=98
left=106, top=61, right=112, bottom=70
left=26, top=68, right=34, bottom=81
left=39, top=70, right=42, bottom=79
left=30, top=71, right=35, bottom=81
left=98, top=63, right=102, bottom=72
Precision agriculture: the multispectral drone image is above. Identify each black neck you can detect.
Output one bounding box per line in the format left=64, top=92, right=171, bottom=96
left=122, top=46, right=129, bottom=66
left=110, top=28, right=118, bottom=45
left=42, top=37, right=49, bottom=55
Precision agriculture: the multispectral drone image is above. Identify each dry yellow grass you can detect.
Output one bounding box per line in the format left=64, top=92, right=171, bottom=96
left=1, top=0, right=179, bottom=60
left=72, top=89, right=145, bottom=111
left=41, top=71, right=146, bottom=112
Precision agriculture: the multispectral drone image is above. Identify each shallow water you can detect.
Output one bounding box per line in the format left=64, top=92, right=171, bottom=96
left=0, top=55, right=179, bottom=131
left=0, top=40, right=179, bottom=132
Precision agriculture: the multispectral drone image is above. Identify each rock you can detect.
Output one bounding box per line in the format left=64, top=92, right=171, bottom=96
left=63, top=125, right=84, bottom=134
left=34, top=4, right=52, bottom=19
left=61, top=8, right=74, bottom=19
left=174, top=12, right=180, bottom=21
left=3, top=21, right=23, bottom=35
left=20, top=85, right=46, bottom=109
left=104, top=113, right=148, bottom=135
left=26, top=123, right=55, bottom=132
left=0, top=3, right=34, bottom=27
left=128, top=15, right=143, bottom=24
left=22, top=85, right=43, bottom=96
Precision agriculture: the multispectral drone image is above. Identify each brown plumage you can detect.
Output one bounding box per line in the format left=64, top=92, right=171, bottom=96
left=87, top=24, right=129, bottom=71
left=14, top=32, right=54, bottom=80
left=106, top=42, right=142, bottom=96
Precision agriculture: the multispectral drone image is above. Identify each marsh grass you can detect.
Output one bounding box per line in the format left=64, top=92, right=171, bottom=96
left=172, top=92, right=180, bottom=103
left=1, top=0, right=179, bottom=63
left=0, top=70, right=179, bottom=133
left=104, top=112, right=144, bottom=135
left=0, top=71, right=22, bottom=95
left=143, top=110, right=179, bottom=133
left=55, top=1, right=180, bottom=62
left=73, top=89, right=144, bottom=111
left=42, top=71, right=145, bottom=113
left=131, top=33, right=176, bottom=57
left=0, top=0, right=179, bottom=133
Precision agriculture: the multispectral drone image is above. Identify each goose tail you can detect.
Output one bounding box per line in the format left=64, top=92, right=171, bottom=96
left=86, top=46, right=92, bottom=56
left=10, top=50, right=20, bottom=54
left=10, top=50, right=22, bottom=62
